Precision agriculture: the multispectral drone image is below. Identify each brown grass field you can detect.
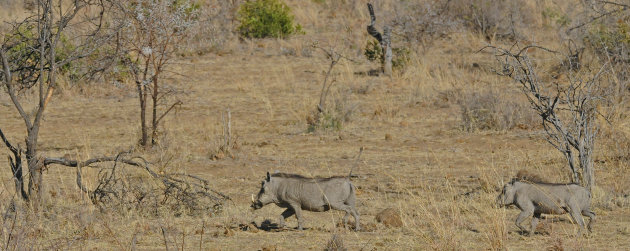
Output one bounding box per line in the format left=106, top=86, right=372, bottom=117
left=2, top=0, right=630, bottom=250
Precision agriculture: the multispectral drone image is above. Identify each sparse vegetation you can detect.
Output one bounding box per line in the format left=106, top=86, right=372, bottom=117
left=458, top=90, right=537, bottom=132
left=112, top=0, right=198, bottom=149
left=364, top=39, right=411, bottom=73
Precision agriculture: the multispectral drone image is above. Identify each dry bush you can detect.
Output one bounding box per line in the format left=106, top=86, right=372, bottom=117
left=324, top=234, right=346, bottom=251
left=458, top=89, right=537, bottom=132
left=390, top=0, right=461, bottom=46
left=86, top=159, right=228, bottom=217
left=447, top=0, right=541, bottom=40
left=184, top=0, right=239, bottom=55
left=307, top=45, right=357, bottom=132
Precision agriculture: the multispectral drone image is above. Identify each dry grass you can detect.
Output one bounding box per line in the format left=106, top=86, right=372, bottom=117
left=1, top=0, right=630, bottom=250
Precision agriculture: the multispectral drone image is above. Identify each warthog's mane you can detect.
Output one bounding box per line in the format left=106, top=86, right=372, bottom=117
left=271, top=173, right=348, bottom=182
left=511, top=179, right=580, bottom=186
left=513, top=170, right=580, bottom=186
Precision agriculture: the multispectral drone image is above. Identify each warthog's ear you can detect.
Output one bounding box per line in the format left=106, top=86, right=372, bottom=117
left=266, top=172, right=271, bottom=182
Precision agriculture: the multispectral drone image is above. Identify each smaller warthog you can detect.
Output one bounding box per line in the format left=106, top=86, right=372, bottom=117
left=497, top=179, right=596, bottom=235
left=251, top=172, right=360, bottom=231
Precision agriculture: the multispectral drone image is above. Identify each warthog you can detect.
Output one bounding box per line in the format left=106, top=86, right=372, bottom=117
left=497, top=179, right=596, bottom=235
left=251, top=172, right=360, bottom=231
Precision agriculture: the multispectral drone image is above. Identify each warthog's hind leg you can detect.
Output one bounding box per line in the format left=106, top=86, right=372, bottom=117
left=278, top=208, right=295, bottom=229
left=342, top=212, right=350, bottom=229
left=330, top=203, right=361, bottom=231
left=582, top=209, right=596, bottom=233
left=351, top=208, right=360, bottom=231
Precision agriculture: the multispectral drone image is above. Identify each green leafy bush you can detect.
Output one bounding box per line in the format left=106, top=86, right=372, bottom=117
left=237, top=0, right=302, bottom=38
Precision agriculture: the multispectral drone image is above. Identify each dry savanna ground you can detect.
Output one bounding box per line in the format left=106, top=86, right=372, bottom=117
left=1, top=0, right=630, bottom=250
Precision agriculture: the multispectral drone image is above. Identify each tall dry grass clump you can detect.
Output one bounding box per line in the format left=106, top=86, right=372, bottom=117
left=323, top=234, right=346, bottom=251
left=458, top=90, right=537, bottom=132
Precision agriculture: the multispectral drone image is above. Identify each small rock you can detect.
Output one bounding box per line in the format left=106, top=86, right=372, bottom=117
left=376, top=208, right=403, bottom=228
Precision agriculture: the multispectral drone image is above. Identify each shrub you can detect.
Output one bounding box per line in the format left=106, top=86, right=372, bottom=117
left=458, top=90, right=537, bottom=132
left=237, top=0, right=302, bottom=38
left=324, top=234, right=346, bottom=251
left=364, top=39, right=411, bottom=72
left=586, top=21, right=630, bottom=63
left=307, top=89, right=355, bottom=132
left=447, top=0, right=539, bottom=40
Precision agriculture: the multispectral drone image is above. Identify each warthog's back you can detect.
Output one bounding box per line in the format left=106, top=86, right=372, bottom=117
left=271, top=174, right=355, bottom=212
left=516, top=182, right=591, bottom=214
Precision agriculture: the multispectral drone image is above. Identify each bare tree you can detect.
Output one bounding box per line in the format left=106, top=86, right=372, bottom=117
left=485, top=44, right=612, bottom=191
left=307, top=43, right=354, bottom=131
left=113, top=0, right=198, bottom=149
left=366, top=3, right=392, bottom=77
left=0, top=0, right=115, bottom=206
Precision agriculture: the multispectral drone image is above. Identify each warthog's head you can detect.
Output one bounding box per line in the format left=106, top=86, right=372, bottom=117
left=496, top=181, right=516, bottom=207
left=251, top=172, right=277, bottom=210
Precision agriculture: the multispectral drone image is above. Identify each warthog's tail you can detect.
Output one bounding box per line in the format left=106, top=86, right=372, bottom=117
left=348, top=147, right=364, bottom=179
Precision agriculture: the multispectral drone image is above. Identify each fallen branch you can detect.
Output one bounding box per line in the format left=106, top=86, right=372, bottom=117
left=43, top=151, right=228, bottom=214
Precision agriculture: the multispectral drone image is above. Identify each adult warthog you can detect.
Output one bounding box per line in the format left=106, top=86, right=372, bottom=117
left=497, top=179, right=595, bottom=235
left=251, top=172, right=360, bottom=231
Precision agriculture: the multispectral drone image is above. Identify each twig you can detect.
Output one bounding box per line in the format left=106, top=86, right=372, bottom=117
left=348, top=147, right=364, bottom=178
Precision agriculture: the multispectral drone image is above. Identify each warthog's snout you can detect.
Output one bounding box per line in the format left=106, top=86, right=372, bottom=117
left=251, top=201, right=263, bottom=209
left=251, top=194, right=263, bottom=209
left=495, top=195, right=504, bottom=208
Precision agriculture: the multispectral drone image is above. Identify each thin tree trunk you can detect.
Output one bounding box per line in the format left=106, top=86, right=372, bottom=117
left=366, top=3, right=392, bottom=77
left=579, top=138, right=595, bottom=191
left=382, top=26, right=392, bottom=77
left=563, top=144, right=579, bottom=184
left=151, top=75, right=159, bottom=146
left=137, top=81, right=148, bottom=149
left=26, top=137, right=43, bottom=207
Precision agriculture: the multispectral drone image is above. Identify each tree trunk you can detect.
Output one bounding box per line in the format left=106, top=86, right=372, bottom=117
left=151, top=75, right=159, bottom=146
left=382, top=26, right=392, bottom=77
left=26, top=131, right=43, bottom=206
left=563, top=144, right=579, bottom=184
left=366, top=3, right=393, bottom=77
left=137, top=81, right=149, bottom=149
left=579, top=139, right=595, bottom=191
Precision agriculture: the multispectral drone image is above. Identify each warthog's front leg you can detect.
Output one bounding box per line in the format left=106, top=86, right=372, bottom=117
left=568, top=204, right=586, bottom=234
left=289, top=203, right=304, bottom=230
left=278, top=208, right=295, bottom=229
left=582, top=209, right=596, bottom=233
left=515, top=210, right=534, bottom=235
